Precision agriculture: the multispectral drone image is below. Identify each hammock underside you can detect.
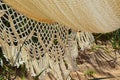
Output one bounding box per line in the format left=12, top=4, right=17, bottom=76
left=3, top=0, right=120, bottom=33
left=0, top=1, right=94, bottom=80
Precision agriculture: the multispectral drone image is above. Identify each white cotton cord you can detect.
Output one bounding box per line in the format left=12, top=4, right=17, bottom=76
left=76, top=31, right=94, bottom=50
left=0, top=58, right=3, bottom=67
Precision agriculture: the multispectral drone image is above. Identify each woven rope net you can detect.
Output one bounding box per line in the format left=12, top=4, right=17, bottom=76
left=0, top=1, right=94, bottom=80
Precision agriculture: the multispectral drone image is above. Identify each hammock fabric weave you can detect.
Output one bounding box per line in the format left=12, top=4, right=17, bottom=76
left=3, top=0, right=120, bottom=33
left=0, top=1, right=94, bottom=80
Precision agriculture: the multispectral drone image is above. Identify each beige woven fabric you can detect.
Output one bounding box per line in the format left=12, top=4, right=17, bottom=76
left=3, top=0, right=120, bottom=33
left=0, top=1, right=94, bottom=79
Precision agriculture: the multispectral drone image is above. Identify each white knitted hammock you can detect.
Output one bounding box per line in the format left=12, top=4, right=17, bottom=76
left=0, top=1, right=94, bottom=80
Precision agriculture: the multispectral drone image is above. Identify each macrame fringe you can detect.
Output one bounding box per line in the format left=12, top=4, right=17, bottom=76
left=76, top=31, right=94, bottom=50
left=0, top=1, right=95, bottom=80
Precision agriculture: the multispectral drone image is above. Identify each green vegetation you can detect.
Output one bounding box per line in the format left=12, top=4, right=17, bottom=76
left=84, top=69, right=96, bottom=77
left=94, top=29, right=120, bottom=49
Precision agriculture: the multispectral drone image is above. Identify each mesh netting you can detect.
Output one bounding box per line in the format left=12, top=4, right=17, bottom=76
left=0, top=0, right=94, bottom=79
